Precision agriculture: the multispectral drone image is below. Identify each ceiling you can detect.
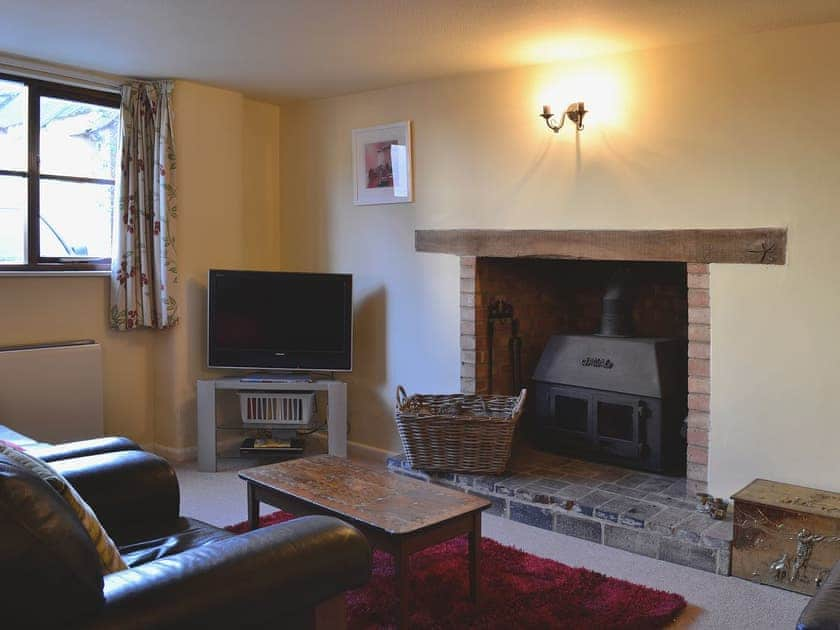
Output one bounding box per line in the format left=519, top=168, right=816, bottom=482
left=1, top=1, right=838, bottom=102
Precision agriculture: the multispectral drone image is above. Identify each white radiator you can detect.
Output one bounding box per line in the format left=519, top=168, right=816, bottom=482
left=0, top=341, right=104, bottom=443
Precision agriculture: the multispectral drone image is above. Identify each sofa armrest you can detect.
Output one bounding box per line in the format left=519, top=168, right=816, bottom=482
left=51, top=450, right=179, bottom=532
left=29, top=437, right=141, bottom=462
left=86, top=516, right=371, bottom=630
left=798, top=562, right=840, bottom=630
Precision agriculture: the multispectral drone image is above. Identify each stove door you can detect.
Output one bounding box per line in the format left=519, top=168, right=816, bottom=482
left=594, top=393, right=648, bottom=460
left=536, top=383, right=596, bottom=450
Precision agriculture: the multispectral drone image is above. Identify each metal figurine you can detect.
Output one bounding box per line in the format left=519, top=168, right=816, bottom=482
left=709, top=498, right=729, bottom=520
left=769, top=553, right=788, bottom=581
left=791, top=529, right=825, bottom=583
left=696, top=493, right=729, bottom=519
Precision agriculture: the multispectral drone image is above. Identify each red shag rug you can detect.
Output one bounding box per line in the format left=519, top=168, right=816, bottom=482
left=227, top=511, right=686, bottom=629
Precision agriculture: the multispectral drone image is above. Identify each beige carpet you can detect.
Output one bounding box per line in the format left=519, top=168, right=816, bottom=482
left=175, top=460, right=808, bottom=629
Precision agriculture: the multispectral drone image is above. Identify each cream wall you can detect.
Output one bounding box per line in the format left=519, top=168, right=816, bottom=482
left=0, top=81, right=282, bottom=455
left=0, top=277, right=156, bottom=443
left=155, top=81, right=282, bottom=455
left=282, top=22, right=840, bottom=497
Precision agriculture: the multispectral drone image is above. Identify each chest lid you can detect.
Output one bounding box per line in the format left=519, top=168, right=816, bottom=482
left=733, top=479, right=840, bottom=519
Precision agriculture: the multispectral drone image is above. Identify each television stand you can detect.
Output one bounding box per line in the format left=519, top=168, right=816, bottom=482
left=240, top=373, right=314, bottom=383
left=196, top=376, right=347, bottom=472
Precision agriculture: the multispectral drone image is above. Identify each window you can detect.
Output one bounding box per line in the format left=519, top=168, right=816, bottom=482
left=0, top=74, right=120, bottom=271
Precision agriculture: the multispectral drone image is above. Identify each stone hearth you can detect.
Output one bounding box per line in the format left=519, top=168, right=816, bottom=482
left=388, top=445, right=733, bottom=575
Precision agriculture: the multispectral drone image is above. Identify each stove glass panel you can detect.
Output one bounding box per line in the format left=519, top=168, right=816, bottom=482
left=597, top=401, right=634, bottom=441
left=553, top=395, right=588, bottom=433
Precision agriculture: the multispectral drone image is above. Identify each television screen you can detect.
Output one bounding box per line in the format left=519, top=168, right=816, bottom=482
left=208, top=270, right=352, bottom=371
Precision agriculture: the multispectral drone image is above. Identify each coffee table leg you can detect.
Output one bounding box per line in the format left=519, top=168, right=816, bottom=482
left=469, top=511, right=482, bottom=605
left=247, top=483, right=259, bottom=531
left=395, top=544, right=410, bottom=629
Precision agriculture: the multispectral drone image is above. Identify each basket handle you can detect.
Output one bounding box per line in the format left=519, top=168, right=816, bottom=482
left=396, top=385, right=409, bottom=410
left=512, top=388, right=528, bottom=418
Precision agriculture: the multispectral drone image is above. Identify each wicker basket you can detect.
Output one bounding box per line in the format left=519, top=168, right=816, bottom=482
left=394, top=385, right=527, bottom=475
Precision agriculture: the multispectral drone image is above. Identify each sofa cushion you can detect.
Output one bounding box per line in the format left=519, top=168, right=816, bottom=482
left=0, top=443, right=127, bottom=574
left=0, top=454, right=105, bottom=626
left=0, top=424, right=42, bottom=448
left=118, top=516, right=237, bottom=567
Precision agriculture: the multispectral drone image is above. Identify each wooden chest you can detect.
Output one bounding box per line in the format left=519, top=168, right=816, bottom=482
left=732, top=479, right=840, bottom=595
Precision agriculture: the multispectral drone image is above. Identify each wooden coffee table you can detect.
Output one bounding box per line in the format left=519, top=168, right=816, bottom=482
left=239, top=455, right=490, bottom=628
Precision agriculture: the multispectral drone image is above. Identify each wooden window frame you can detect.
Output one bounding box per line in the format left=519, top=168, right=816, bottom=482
left=0, top=73, right=121, bottom=272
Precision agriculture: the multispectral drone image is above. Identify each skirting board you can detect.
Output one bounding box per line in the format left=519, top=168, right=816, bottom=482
left=149, top=442, right=197, bottom=463
left=149, top=435, right=395, bottom=465
left=307, top=432, right=396, bottom=463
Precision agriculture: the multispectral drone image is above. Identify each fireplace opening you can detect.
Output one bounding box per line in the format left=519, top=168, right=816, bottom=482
left=466, top=258, right=689, bottom=476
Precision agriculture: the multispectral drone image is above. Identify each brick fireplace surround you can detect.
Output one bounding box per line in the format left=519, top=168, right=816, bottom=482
left=458, top=257, right=711, bottom=492
left=416, top=226, right=788, bottom=492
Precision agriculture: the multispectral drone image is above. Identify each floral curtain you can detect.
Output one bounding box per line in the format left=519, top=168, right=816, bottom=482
left=110, top=81, right=178, bottom=331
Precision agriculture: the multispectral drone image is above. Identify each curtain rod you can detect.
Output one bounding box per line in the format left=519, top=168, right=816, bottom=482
left=0, top=53, right=124, bottom=93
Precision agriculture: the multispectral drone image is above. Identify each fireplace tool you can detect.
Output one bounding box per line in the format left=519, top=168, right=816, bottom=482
left=487, top=299, right=523, bottom=395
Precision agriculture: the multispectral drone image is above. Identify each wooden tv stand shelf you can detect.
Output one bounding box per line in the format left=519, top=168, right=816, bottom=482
left=196, top=377, right=347, bottom=472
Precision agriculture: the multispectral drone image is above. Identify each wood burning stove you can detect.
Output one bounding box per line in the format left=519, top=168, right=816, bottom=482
left=530, top=270, right=687, bottom=473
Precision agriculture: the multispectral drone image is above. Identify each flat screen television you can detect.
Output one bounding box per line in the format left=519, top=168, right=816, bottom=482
left=207, top=269, right=352, bottom=372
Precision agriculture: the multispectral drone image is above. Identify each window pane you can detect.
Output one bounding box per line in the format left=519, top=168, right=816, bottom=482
left=0, top=79, right=27, bottom=172
left=40, top=96, right=119, bottom=180
left=0, top=175, right=26, bottom=264
left=40, top=179, right=113, bottom=258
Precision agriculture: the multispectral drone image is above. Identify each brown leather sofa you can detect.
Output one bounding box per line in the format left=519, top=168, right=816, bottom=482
left=0, top=434, right=371, bottom=629
left=798, top=563, right=840, bottom=630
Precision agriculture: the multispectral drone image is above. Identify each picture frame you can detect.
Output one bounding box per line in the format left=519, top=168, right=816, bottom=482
left=352, top=121, right=413, bottom=205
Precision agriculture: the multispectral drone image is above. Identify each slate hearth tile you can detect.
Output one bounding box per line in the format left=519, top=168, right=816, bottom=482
left=603, top=524, right=659, bottom=558
left=552, top=483, right=595, bottom=502
left=659, top=538, right=718, bottom=573
left=716, top=546, right=732, bottom=575
left=510, top=501, right=553, bottom=530
left=660, top=478, right=693, bottom=500
left=514, top=480, right=575, bottom=504
left=494, top=475, right=539, bottom=496
left=675, top=512, right=714, bottom=544
left=467, top=490, right=507, bottom=517
left=555, top=512, right=603, bottom=543
left=619, top=503, right=664, bottom=528
left=557, top=474, right=602, bottom=488
left=700, top=519, right=734, bottom=548
left=455, top=473, right=475, bottom=486
left=573, top=490, right=619, bottom=517
left=587, top=470, right=627, bottom=483
left=636, top=478, right=675, bottom=494
left=513, top=484, right=552, bottom=504
left=470, top=475, right=506, bottom=493
left=596, top=498, right=662, bottom=528
left=645, top=493, right=697, bottom=511
left=614, top=473, right=656, bottom=489
left=598, top=483, right=650, bottom=500
left=529, top=477, right=572, bottom=491
left=647, top=507, right=693, bottom=536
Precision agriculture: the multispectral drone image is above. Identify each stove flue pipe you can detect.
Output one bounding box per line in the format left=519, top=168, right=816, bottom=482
left=598, top=268, right=635, bottom=337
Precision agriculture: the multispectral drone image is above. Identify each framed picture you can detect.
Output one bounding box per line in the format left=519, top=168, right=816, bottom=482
left=352, top=121, right=413, bottom=205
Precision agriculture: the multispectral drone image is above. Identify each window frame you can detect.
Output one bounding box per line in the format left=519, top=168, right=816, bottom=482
left=0, top=72, right=121, bottom=272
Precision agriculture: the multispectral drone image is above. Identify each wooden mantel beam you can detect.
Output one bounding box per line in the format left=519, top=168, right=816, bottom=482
left=415, top=228, right=787, bottom=265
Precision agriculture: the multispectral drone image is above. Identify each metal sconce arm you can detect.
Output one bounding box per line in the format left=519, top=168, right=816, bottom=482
left=540, top=101, right=587, bottom=132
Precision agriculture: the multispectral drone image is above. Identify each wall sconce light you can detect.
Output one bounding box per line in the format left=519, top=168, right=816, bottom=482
left=540, top=102, right=587, bottom=132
